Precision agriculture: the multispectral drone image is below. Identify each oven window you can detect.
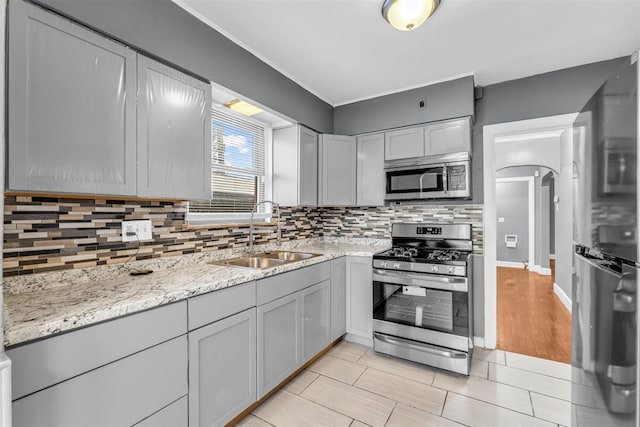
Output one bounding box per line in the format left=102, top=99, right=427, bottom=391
left=373, top=281, right=469, bottom=336
left=386, top=167, right=443, bottom=193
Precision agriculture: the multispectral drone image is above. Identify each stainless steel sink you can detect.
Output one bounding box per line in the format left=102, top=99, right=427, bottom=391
left=261, top=251, right=321, bottom=262
left=208, top=251, right=321, bottom=269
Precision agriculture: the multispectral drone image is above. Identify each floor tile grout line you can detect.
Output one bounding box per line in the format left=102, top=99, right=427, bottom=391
left=278, top=388, right=355, bottom=424
left=483, top=369, right=572, bottom=403
left=382, top=400, right=398, bottom=427
left=446, top=391, right=558, bottom=421
left=251, top=413, right=277, bottom=427
left=529, top=390, right=536, bottom=418
left=299, top=373, right=397, bottom=426
left=295, top=370, right=320, bottom=396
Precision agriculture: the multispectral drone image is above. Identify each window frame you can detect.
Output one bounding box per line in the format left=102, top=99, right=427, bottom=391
left=186, top=105, right=273, bottom=226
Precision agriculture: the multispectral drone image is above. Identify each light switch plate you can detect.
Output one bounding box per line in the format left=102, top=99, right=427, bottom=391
left=122, top=220, right=153, bottom=242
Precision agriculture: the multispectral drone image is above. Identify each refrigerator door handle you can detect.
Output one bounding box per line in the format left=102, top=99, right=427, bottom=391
left=613, top=290, right=636, bottom=312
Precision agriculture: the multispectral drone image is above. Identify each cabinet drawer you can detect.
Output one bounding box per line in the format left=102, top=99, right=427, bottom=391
left=8, top=301, right=187, bottom=399
left=135, top=396, right=188, bottom=427
left=188, top=281, right=256, bottom=330
left=257, top=261, right=330, bottom=306
left=13, top=335, right=188, bottom=427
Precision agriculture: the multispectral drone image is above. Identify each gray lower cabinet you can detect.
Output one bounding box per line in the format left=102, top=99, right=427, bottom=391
left=257, top=292, right=301, bottom=399
left=346, top=256, right=374, bottom=345
left=135, top=396, right=188, bottom=427
left=189, top=308, right=257, bottom=427
left=137, top=55, right=212, bottom=200
left=330, top=257, right=347, bottom=341
left=8, top=0, right=137, bottom=195
left=301, top=280, right=331, bottom=363
left=319, top=134, right=357, bottom=206
left=12, top=336, right=188, bottom=427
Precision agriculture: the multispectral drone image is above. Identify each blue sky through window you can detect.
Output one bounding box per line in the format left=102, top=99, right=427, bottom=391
left=213, top=120, right=254, bottom=171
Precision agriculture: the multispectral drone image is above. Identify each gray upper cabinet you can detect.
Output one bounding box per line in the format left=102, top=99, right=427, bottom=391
left=273, top=125, right=318, bottom=206
left=189, top=308, right=256, bottom=427
left=424, top=117, right=471, bottom=155
left=8, top=0, right=137, bottom=195
left=319, top=134, right=357, bottom=206
left=356, top=133, right=385, bottom=206
left=384, top=126, right=424, bottom=160
left=137, top=55, right=212, bottom=200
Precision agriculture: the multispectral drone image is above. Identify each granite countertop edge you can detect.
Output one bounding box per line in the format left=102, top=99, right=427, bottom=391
left=3, top=239, right=390, bottom=348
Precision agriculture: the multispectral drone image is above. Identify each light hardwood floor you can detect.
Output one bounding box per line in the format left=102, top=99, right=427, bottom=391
left=238, top=341, right=571, bottom=427
left=496, top=261, right=571, bottom=363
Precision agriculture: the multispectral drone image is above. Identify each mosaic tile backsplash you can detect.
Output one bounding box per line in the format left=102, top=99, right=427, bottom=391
left=4, top=196, right=484, bottom=276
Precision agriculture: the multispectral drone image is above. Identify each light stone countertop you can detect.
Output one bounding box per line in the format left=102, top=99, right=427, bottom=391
left=3, top=238, right=390, bottom=348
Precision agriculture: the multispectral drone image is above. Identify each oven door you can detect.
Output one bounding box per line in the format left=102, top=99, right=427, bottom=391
left=385, top=165, right=445, bottom=200
left=372, top=269, right=470, bottom=351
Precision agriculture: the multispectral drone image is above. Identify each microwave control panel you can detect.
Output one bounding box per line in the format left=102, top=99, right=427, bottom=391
left=448, top=165, right=467, bottom=190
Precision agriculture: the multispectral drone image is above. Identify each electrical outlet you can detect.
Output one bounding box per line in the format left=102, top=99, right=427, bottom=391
left=418, top=98, right=426, bottom=109
left=122, top=220, right=153, bottom=242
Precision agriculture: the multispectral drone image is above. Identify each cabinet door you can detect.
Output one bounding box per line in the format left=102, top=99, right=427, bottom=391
left=299, top=126, right=319, bottom=206
left=137, top=55, right=211, bottom=199
left=330, top=257, right=347, bottom=342
left=346, top=257, right=373, bottom=343
left=384, top=127, right=424, bottom=160
left=8, top=0, right=136, bottom=195
left=257, top=293, right=300, bottom=398
left=424, top=118, right=471, bottom=155
left=357, top=133, right=385, bottom=206
left=319, top=134, right=357, bottom=206
left=189, top=309, right=256, bottom=427
left=301, top=280, right=331, bottom=363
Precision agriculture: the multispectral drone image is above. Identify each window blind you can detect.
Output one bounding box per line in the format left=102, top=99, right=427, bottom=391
left=189, top=108, right=266, bottom=214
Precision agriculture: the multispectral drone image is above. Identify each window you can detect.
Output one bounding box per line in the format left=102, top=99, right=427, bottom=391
left=187, top=107, right=270, bottom=225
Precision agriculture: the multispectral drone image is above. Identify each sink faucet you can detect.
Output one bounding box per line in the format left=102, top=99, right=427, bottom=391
left=249, top=200, right=281, bottom=254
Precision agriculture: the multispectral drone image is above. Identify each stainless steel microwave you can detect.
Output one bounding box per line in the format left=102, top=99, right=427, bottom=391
left=384, top=152, right=471, bottom=201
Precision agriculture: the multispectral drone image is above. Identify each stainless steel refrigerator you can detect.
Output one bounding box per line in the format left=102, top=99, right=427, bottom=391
left=572, top=53, right=638, bottom=426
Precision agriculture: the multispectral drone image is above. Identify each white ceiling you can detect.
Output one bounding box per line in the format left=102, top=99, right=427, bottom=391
left=175, top=0, right=640, bottom=107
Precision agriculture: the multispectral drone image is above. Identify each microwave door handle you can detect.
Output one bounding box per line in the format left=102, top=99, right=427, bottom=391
left=442, top=164, right=448, bottom=194
left=419, top=172, right=427, bottom=194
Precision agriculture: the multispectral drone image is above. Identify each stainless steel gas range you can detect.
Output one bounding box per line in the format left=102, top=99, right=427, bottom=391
left=372, top=223, right=473, bottom=375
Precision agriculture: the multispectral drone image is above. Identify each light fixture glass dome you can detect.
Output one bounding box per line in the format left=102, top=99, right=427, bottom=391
left=382, top=0, right=440, bottom=31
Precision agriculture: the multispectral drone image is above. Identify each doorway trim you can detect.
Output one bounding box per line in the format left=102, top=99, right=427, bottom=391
left=496, top=176, right=535, bottom=270
left=483, top=113, right=578, bottom=349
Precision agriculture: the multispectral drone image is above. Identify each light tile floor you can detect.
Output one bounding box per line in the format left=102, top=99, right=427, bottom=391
left=238, top=341, right=571, bottom=427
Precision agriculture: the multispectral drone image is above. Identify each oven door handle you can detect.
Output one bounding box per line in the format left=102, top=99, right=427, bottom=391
left=373, top=269, right=468, bottom=292
left=374, top=333, right=467, bottom=359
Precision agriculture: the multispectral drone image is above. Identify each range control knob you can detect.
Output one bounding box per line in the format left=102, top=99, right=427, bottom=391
left=448, top=266, right=455, bottom=274
left=380, top=261, right=388, bottom=268
left=393, top=262, right=401, bottom=269
left=431, top=265, right=439, bottom=273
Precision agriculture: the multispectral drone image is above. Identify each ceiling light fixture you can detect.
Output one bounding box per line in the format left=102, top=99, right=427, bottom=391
left=382, top=0, right=440, bottom=31
left=224, top=99, right=263, bottom=116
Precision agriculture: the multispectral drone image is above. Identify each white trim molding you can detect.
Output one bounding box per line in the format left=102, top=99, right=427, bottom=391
left=530, top=265, right=552, bottom=276
left=554, top=283, right=572, bottom=313
left=483, top=113, right=578, bottom=349
left=496, top=261, right=527, bottom=269
left=473, top=336, right=486, bottom=348
left=549, top=253, right=556, bottom=260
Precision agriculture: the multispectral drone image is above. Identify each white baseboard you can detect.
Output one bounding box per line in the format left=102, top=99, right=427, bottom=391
left=553, top=282, right=572, bottom=313
left=473, top=336, right=486, bottom=348
left=496, top=261, right=526, bottom=269
left=530, top=265, right=552, bottom=276
left=549, top=254, right=556, bottom=260
left=344, top=333, right=373, bottom=348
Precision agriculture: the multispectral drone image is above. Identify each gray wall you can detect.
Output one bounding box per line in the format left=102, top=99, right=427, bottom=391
left=333, top=76, right=474, bottom=136
left=33, top=0, right=334, bottom=134
left=496, top=180, right=530, bottom=263
left=473, top=57, right=626, bottom=202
